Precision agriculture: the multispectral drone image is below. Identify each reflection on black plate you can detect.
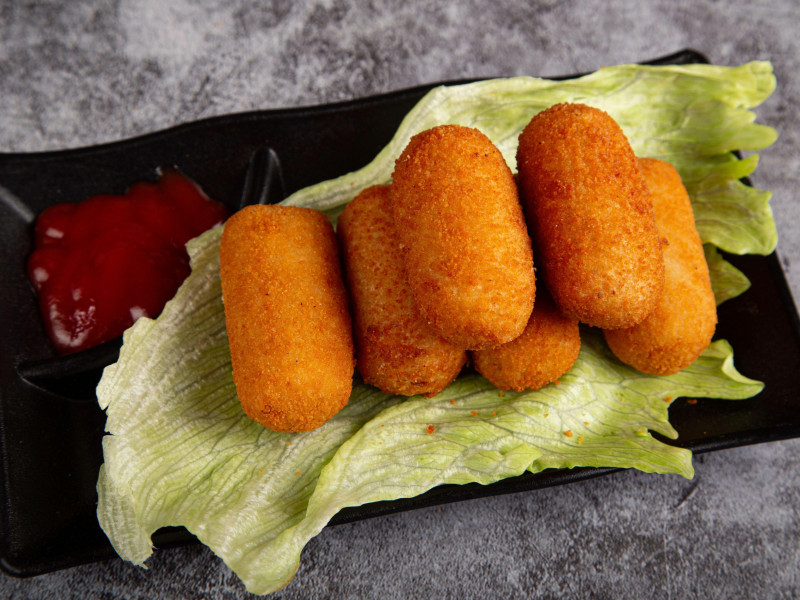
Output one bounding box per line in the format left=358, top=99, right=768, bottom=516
left=1, top=49, right=799, bottom=578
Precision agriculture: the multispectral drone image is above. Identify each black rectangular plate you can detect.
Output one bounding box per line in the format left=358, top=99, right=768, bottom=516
left=2, top=49, right=799, bottom=578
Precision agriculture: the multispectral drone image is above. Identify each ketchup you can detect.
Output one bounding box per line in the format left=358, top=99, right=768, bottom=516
left=27, top=169, right=230, bottom=354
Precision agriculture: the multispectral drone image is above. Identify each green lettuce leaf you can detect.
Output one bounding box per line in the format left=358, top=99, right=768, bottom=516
left=97, top=62, right=776, bottom=595
left=98, top=227, right=762, bottom=594
left=705, top=244, right=752, bottom=305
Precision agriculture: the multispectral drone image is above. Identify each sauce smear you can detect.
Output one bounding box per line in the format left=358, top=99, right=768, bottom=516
left=27, top=169, right=229, bottom=354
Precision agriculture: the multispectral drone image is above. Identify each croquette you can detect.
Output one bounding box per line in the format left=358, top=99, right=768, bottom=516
left=390, top=125, right=536, bottom=349
left=516, top=103, right=664, bottom=330
left=471, top=289, right=580, bottom=392
left=604, top=158, right=717, bottom=375
left=338, top=185, right=467, bottom=396
left=219, top=205, right=354, bottom=432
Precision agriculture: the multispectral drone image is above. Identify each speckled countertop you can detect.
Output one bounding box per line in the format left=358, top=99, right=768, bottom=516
left=2, top=1, right=800, bottom=598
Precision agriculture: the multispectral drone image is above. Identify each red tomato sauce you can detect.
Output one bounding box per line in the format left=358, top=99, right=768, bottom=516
left=27, top=169, right=230, bottom=354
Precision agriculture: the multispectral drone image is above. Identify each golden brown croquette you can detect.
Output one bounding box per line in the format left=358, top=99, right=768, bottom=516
left=516, top=103, right=664, bottom=330
left=220, top=205, right=354, bottom=432
left=604, top=158, right=717, bottom=375
left=338, top=185, right=467, bottom=396
left=471, top=289, right=580, bottom=392
left=390, top=125, right=535, bottom=349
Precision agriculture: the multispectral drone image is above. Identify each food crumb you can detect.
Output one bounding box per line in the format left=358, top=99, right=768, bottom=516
left=578, top=436, right=584, bottom=444
left=470, top=410, right=478, bottom=416
left=450, top=399, right=456, bottom=405
left=564, top=430, right=573, bottom=437
left=499, top=390, right=505, bottom=397
left=296, top=471, right=301, bottom=475
left=492, top=411, right=497, bottom=417
left=426, top=424, right=435, bottom=434
left=687, top=399, right=698, bottom=405
left=259, top=469, right=263, bottom=473
left=285, top=441, right=291, bottom=446
left=584, top=421, right=589, bottom=426
left=544, top=413, right=549, bottom=418
left=554, top=379, right=561, bottom=386
left=664, top=396, right=673, bottom=403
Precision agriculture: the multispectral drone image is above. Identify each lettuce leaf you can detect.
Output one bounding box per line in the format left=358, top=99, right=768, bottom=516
left=98, top=227, right=762, bottom=594
left=97, top=62, right=776, bottom=594
left=705, top=244, right=752, bottom=305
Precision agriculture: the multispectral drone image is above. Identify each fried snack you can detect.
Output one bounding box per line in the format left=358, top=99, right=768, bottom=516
left=338, top=185, right=467, bottom=396
left=516, top=103, right=664, bottom=329
left=471, top=289, right=580, bottom=392
left=390, top=125, right=535, bottom=349
left=604, top=158, right=717, bottom=375
left=219, top=205, right=354, bottom=432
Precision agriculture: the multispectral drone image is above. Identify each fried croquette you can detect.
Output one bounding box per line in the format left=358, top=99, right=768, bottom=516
left=390, top=125, right=535, bottom=350
left=219, top=205, right=354, bottom=432
left=516, top=103, right=664, bottom=330
left=604, top=158, right=717, bottom=375
left=471, top=289, right=580, bottom=392
left=338, top=185, right=467, bottom=396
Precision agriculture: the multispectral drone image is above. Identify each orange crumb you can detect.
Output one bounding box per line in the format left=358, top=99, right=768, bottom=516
left=578, top=436, right=584, bottom=444
left=285, top=441, right=291, bottom=446
left=584, top=421, right=589, bottom=426
left=427, top=424, right=436, bottom=434
left=471, top=410, right=478, bottom=416
left=450, top=399, right=456, bottom=405
left=296, top=471, right=301, bottom=475
left=544, top=413, right=549, bottom=418
left=687, top=399, right=698, bottom=405
left=664, top=396, right=673, bottom=403
left=492, top=411, right=497, bottom=417
left=564, top=430, right=573, bottom=437
left=499, top=390, right=505, bottom=397
left=554, top=379, right=561, bottom=385
left=381, top=424, right=385, bottom=427
left=259, top=469, right=263, bottom=473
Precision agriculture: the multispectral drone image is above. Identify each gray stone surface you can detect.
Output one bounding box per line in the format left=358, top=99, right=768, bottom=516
left=2, top=0, right=800, bottom=598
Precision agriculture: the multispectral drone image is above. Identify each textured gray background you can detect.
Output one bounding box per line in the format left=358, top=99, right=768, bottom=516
left=2, top=1, right=800, bottom=598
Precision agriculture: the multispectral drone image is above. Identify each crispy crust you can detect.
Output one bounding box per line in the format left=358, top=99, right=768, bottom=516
left=516, top=103, right=664, bottom=329
left=471, top=289, right=580, bottom=392
left=338, top=185, right=467, bottom=396
left=390, top=125, right=535, bottom=349
left=604, top=158, right=717, bottom=375
left=219, top=205, right=354, bottom=432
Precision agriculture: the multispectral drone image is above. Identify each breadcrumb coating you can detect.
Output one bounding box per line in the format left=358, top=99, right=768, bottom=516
left=390, top=125, right=535, bottom=349
left=220, top=205, right=354, bottom=432
left=516, top=103, right=664, bottom=329
left=471, top=289, right=580, bottom=392
left=338, top=185, right=467, bottom=396
left=604, top=158, right=717, bottom=375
